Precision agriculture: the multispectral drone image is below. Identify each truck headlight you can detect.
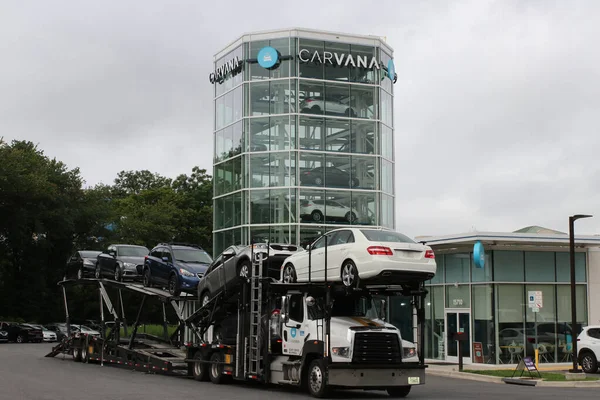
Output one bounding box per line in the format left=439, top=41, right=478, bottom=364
left=179, top=268, right=195, bottom=277
left=403, top=347, right=417, bottom=359
left=331, top=347, right=350, bottom=358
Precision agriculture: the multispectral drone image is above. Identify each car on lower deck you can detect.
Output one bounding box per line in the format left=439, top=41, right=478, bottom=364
left=143, top=243, right=213, bottom=296
left=279, top=228, right=436, bottom=288
left=197, top=243, right=301, bottom=306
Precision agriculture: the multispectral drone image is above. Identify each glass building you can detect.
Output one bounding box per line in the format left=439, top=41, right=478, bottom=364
left=211, top=28, right=396, bottom=255
left=416, top=227, right=600, bottom=365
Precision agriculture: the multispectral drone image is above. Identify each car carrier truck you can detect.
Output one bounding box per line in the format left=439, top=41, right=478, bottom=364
left=47, top=242, right=430, bottom=398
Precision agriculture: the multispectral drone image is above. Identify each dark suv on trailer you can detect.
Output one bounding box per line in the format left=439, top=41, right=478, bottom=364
left=143, top=243, right=212, bottom=296
left=95, top=244, right=150, bottom=281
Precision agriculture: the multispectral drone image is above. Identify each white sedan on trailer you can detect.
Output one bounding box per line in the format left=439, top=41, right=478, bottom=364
left=280, top=228, right=436, bottom=287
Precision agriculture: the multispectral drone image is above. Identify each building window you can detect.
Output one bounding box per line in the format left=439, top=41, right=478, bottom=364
left=556, top=252, right=586, bottom=282
left=446, top=284, right=470, bottom=308
left=472, top=252, right=492, bottom=282
left=472, top=285, right=494, bottom=363
left=445, top=254, right=470, bottom=283
left=424, top=286, right=445, bottom=360
left=494, top=251, right=524, bottom=282
left=525, top=252, right=555, bottom=282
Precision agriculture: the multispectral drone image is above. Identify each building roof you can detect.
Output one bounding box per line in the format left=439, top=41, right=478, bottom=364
left=512, top=225, right=566, bottom=235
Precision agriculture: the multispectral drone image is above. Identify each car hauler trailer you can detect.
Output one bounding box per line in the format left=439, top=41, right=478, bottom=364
left=45, top=278, right=200, bottom=375
left=185, top=246, right=429, bottom=398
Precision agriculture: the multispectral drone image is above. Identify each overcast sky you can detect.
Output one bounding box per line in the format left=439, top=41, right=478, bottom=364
left=2, top=0, right=600, bottom=238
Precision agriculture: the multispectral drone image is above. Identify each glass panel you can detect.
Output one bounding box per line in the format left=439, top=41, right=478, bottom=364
left=494, top=251, right=524, bottom=282
left=250, top=153, right=270, bottom=188
left=215, top=129, right=225, bottom=163
left=215, top=45, right=243, bottom=97
left=298, top=39, right=324, bottom=80
left=446, top=284, right=470, bottom=308
left=269, top=188, right=292, bottom=225
left=299, top=189, right=326, bottom=224
left=249, top=40, right=270, bottom=81
left=299, top=81, right=325, bottom=116
left=429, top=255, right=444, bottom=284
left=380, top=193, right=393, bottom=229
left=231, top=121, right=243, bottom=157
left=556, top=285, right=587, bottom=350
left=323, top=191, right=353, bottom=224
left=349, top=44, right=377, bottom=84
left=222, top=125, right=233, bottom=161
left=232, top=191, right=242, bottom=227
left=525, top=251, right=555, bottom=282
left=445, top=253, right=470, bottom=283
left=214, top=197, right=224, bottom=230
left=525, top=285, right=556, bottom=360
left=215, top=90, right=233, bottom=130
left=250, top=225, right=291, bottom=244
left=351, top=191, right=376, bottom=225
left=496, top=284, right=524, bottom=363
left=388, top=296, right=414, bottom=342
left=299, top=152, right=325, bottom=187
left=270, top=115, right=296, bottom=151
left=353, top=120, right=376, bottom=155
left=446, top=313, right=458, bottom=357
left=556, top=252, right=587, bottom=282
left=381, top=159, right=393, bottom=194
left=325, top=154, right=352, bottom=188
left=353, top=155, right=376, bottom=190
left=269, top=152, right=296, bottom=187
left=248, top=81, right=270, bottom=116
left=324, top=41, right=350, bottom=82
left=269, top=38, right=291, bottom=79
left=270, top=79, right=290, bottom=114
left=380, top=50, right=393, bottom=94
left=325, top=118, right=351, bottom=152
left=472, top=285, right=494, bottom=363
left=380, top=89, right=392, bottom=127
left=248, top=117, right=269, bottom=152
left=380, top=123, right=392, bottom=159
left=459, top=313, right=471, bottom=357
left=472, top=252, right=493, bottom=282
left=324, top=83, right=351, bottom=117
left=351, top=85, right=377, bottom=119
left=250, top=189, right=270, bottom=224
left=424, top=286, right=444, bottom=359
left=233, top=86, right=243, bottom=122
left=299, top=116, right=324, bottom=150
left=232, top=156, right=242, bottom=192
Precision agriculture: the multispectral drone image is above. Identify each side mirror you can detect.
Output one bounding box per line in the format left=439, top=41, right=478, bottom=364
left=222, top=250, right=235, bottom=259
left=305, top=296, right=316, bottom=307
left=379, top=299, right=387, bottom=321
left=161, top=256, right=169, bottom=263
left=281, top=296, right=290, bottom=324
left=305, top=244, right=310, bottom=251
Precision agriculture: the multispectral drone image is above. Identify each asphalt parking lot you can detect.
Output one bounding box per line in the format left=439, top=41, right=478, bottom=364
left=1, top=343, right=599, bottom=400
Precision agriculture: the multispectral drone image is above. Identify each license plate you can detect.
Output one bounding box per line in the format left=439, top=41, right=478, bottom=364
left=408, top=377, right=420, bottom=385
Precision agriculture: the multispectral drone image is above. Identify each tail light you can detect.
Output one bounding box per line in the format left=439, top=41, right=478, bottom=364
left=367, top=246, right=393, bottom=256
left=425, top=250, right=435, bottom=259
left=144, top=256, right=148, bottom=261
left=305, top=99, right=314, bottom=103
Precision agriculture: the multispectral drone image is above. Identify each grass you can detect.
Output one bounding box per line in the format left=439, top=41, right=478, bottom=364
left=464, top=369, right=599, bottom=381
left=104, top=324, right=179, bottom=339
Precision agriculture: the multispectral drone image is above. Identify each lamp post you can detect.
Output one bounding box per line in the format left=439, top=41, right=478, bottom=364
left=569, top=214, right=592, bottom=373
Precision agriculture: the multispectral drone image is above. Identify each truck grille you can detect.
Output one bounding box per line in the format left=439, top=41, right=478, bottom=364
left=352, top=332, right=402, bottom=364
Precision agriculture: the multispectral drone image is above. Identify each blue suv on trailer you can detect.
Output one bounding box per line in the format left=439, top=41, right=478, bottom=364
left=143, top=243, right=212, bottom=296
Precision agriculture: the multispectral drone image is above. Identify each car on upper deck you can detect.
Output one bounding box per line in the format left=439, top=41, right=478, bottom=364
left=95, top=244, right=150, bottom=281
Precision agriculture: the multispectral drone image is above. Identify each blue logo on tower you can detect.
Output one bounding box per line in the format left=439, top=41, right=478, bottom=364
left=387, top=59, right=396, bottom=82
left=257, top=46, right=280, bottom=69
left=290, top=327, right=297, bottom=338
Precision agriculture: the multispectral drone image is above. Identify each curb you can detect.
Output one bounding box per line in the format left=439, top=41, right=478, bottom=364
left=427, top=370, right=600, bottom=388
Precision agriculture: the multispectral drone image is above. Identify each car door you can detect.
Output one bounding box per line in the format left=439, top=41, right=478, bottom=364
left=220, top=246, right=238, bottom=292
left=148, top=247, right=163, bottom=281
left=326, top=230, right=355, bottom=279
left=205, top=254, right=224, bottom=295
left=297, top=234, right=330, bottom=282
left=66, top=252, right=78, bottom=278
left=162, top=247, right=175, bottom=281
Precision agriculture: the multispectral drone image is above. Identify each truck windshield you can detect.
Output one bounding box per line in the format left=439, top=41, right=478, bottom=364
left=331, top=295, right=379, bottom=319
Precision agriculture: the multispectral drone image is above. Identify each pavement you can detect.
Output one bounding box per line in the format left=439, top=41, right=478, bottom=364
left=1, top=343, right=600, bottom=399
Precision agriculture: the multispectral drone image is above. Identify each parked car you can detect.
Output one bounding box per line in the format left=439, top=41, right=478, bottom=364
left=299, top=166, right=359, bottom=188
left=578, top=325, right=600, bottom=373
left=70, top=324, right=101, bottom=336
left=197, top=243, right=300, bottom=306
left=65, top=250, right=102, bottom=280
left=22, top=324, right=57, bottom=342
left=300, top=199, right=360, bottom=224
left=0, top=321, right=43, bottom=343
left=45, top=322, right=100, bottom=340
left=0, top=329, right=8, bottom=343
left=299, top=95, right=357, bottom=117
left=96, top=244, right=149, bottom=281
left=280, top=228, right=436, bottom=288
left=143, top=243, right=213, bottom=296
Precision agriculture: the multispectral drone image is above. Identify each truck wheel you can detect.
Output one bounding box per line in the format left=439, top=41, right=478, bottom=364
left=307, top=359, right=329, bottom=398
left=387, top=386, right=411, bottom=398
left=72, top=346, right=82, bottom=362
left=81, top=343, right=89, bottom=363
left=209, top=352, right=225, bottom=384
left=192, top=352, right=209, bottom=381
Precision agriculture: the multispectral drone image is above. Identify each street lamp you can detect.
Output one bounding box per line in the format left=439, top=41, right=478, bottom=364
left=569, top=214, right=592, bottom=373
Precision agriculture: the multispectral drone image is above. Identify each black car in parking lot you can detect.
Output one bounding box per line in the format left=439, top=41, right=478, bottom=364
left=95, top=244, right=149, bottom=281
left=0, top=322, right=43, bottom=343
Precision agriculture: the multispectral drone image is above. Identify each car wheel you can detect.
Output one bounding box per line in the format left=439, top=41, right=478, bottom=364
left=307, top=359, right=329, bottom=398
left=16, top=335, right=24, bottom=343
left=201, top=292, right=211, bottom=307
left=314, top=177, right=323, bottom=186
left=344, top=108, right=356, bottom=118
left=143, top=268, right=152, bottom=287
left=192, top=351, right=209, bottom=381
left=581, top=351, right=598, bottom=373
left=387, top=386, right=411, bottom=398
left=94, top=264, right=101, bottom=279
left=282, top=263, right=297, bottom=283
left=77, top=268, right=84, bottom=280
left=345, top=211, right=357, bottom=224
left=311, top=210, right=323, bottom=222
left=238, top=260, right=251, bottom=280
left=310, top=105, right=322, bottom=115
left=168, top=274, right=181, bottom=296
left=341, top=260, right=360, bottom=288
left=114, top=267, right=122, bottom=282
left=351, top=178, right=359, bottom=187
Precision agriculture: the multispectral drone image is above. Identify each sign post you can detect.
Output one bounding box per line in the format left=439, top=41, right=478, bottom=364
left=528, top=290, right=543, bottom=365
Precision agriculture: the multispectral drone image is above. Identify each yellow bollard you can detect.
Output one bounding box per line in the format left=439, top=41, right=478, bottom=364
left=535, top=348, right=539, bottom=369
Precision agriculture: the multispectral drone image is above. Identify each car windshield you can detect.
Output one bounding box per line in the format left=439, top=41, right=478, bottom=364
left=117, top=246, right=149, bottom=257
left=80, top=251, right=101, bottom=258
left=174, top=249, right=212, bottom=264
left=360, top=229, right=416, bottom=244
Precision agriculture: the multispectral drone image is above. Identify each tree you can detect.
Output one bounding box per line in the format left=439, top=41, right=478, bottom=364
left=112, top=170, right=172, bottom=196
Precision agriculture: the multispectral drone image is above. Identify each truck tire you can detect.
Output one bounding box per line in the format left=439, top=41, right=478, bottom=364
left=307, top=359, right=329, bottom=398
left=209, top=352, right=226, bottom=384
left=192, top=352, right=209, bottom=381
left=72, top=346, right=82, bottom=362
left=387, top=386, right=411, bottom=398
left=81, top=343, right=89, bottom=363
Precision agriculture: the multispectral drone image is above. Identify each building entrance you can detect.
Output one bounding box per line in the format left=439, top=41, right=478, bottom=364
left=445, top=309, right=471, bottom=363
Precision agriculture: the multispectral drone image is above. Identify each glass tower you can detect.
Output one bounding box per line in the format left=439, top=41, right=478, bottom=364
left=212, top=29, right=396, bottom=255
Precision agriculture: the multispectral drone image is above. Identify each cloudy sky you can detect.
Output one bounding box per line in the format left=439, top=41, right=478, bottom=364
left=2, top=0, right=600, bottom=238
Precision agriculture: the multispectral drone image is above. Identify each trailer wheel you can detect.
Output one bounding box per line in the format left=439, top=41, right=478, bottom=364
left=81, top=343, right=89, bottom=363
left=307, top=359, right=329, bottom=398
left=209, top=352, right=226, bottom=384
left=192, top=352, right=209, bottom=381
left=387, top=386, right=411, bottom=398
left=72, top=346, right=82, bottom=362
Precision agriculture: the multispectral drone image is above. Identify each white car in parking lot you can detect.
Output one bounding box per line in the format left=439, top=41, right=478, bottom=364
left=280, top=228, right=436, bottom=287
left=578, top=325, right=600, bottom=373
